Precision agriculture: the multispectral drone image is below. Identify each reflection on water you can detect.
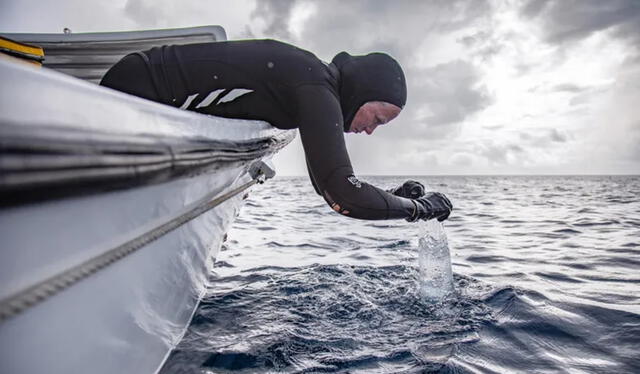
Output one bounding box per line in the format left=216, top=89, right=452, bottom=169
left=162, top=176, right=640, bottom=373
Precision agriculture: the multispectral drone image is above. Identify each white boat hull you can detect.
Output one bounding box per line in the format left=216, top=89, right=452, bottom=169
left=0, top=31, right=294, bottom=373
left=1, top=167, right=248, bottom=374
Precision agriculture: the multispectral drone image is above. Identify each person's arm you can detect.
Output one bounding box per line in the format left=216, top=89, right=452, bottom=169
left=305, top=156, right=321, bottom=195
left=295, top=85, right=416, bottom=220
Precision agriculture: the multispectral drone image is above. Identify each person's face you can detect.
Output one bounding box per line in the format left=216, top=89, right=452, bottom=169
left=349, top=101, right=402, bottom=135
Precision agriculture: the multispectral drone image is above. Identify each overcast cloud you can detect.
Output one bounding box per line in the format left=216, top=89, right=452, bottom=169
left=1, top=0, right=638, bottom=175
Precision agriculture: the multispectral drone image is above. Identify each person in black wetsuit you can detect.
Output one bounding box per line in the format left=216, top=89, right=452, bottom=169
left=100, top=39, right=452, bottom=222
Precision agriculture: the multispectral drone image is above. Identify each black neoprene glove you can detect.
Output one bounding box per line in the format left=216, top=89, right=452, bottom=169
left=408, top=192, right=453, bottom=222
left=387, top=180, right=426, bottom=199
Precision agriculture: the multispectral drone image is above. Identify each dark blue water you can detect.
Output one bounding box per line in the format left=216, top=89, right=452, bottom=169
left=162, top=176, right=640, bottom=373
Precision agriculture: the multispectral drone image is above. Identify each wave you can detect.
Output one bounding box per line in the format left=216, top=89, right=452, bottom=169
left=162, top=175, right=640, bottom=373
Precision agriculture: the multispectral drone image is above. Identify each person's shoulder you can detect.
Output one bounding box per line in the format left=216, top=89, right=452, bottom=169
left=212, top=38, right=321, bottom=63
left=260, top=40, right=332, bottom=80
left=260, top=39, right=320, bottom=61
left=256, top=38, right=306, bottom=50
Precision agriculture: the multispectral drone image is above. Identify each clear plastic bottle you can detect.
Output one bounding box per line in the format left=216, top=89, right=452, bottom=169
left=418, top=219, right=455, bottom=301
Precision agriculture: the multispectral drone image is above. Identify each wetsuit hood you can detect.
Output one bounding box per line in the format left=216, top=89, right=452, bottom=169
left=331, top=51, right=407, bottom=132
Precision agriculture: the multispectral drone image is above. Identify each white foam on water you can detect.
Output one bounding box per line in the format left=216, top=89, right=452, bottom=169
left=418, top=219, right=455, bottom=301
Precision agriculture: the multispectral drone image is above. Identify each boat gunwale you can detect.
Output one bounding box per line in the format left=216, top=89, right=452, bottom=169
left=0, top=121, right=294, bottom=206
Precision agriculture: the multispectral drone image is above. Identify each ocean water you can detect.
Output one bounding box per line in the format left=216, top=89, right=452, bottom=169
left=161, top=176, right=640, bottom=373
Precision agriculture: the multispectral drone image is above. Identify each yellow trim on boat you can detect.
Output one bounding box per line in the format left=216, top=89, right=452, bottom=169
left=0, top=36, right=44, bottom=66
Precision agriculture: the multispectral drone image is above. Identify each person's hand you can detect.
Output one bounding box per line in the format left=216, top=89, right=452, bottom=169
left=408, top=192, right=453, bottom=222
left=388, top=180, right=425, bottom=199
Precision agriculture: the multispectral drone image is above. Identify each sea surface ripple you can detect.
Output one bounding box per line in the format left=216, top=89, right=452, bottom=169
left=162, top=176, right=640, bottom=373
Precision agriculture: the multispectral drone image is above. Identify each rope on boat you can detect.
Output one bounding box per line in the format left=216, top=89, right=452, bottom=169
left=0, top=161, right=274, bottom=322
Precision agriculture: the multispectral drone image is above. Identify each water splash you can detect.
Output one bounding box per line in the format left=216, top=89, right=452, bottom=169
left=418, top=219, right=455, bottom=301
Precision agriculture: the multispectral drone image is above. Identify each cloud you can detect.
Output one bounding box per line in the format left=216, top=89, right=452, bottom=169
left=476, top=141, right=525, bottom=165
left=520, top=0, right=640, bottom=48
left=411, top=60, right=492, bottom=128
left=552, top=83, right=590, bottom=93
left=250, top=0, right=492, bottom=60
left=519, top=128, right=568, bottom=147
left=549, top=128, right=567, bottom=142
left=520, top=0, right=550, bottom=18
left=580, top=66, right=640, bottom=172
left=628, top=123, right=640, bottom=162
left=451, top=153, right=474, bottom=166
left=0, top=0, right=137, bottom=33
left=124, top=0, right=165, bottom=27
left=250, top=0, right=299, bottom=40
left=458, top=31, right=490, bottom=48
left=121, top=0, right=258, bottom=37
left=457, top=30, right=505, bottom=61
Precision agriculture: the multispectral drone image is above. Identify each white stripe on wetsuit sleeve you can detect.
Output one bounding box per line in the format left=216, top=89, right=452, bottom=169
left=179, top=93, right=199, bottom=109
left=195, top=89, right=225, bottom=109
left=217, top=88, right=253, bottom=104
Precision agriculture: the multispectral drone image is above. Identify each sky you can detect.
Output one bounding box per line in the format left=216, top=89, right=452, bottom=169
left=1, top=0, right=639, bottom=175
